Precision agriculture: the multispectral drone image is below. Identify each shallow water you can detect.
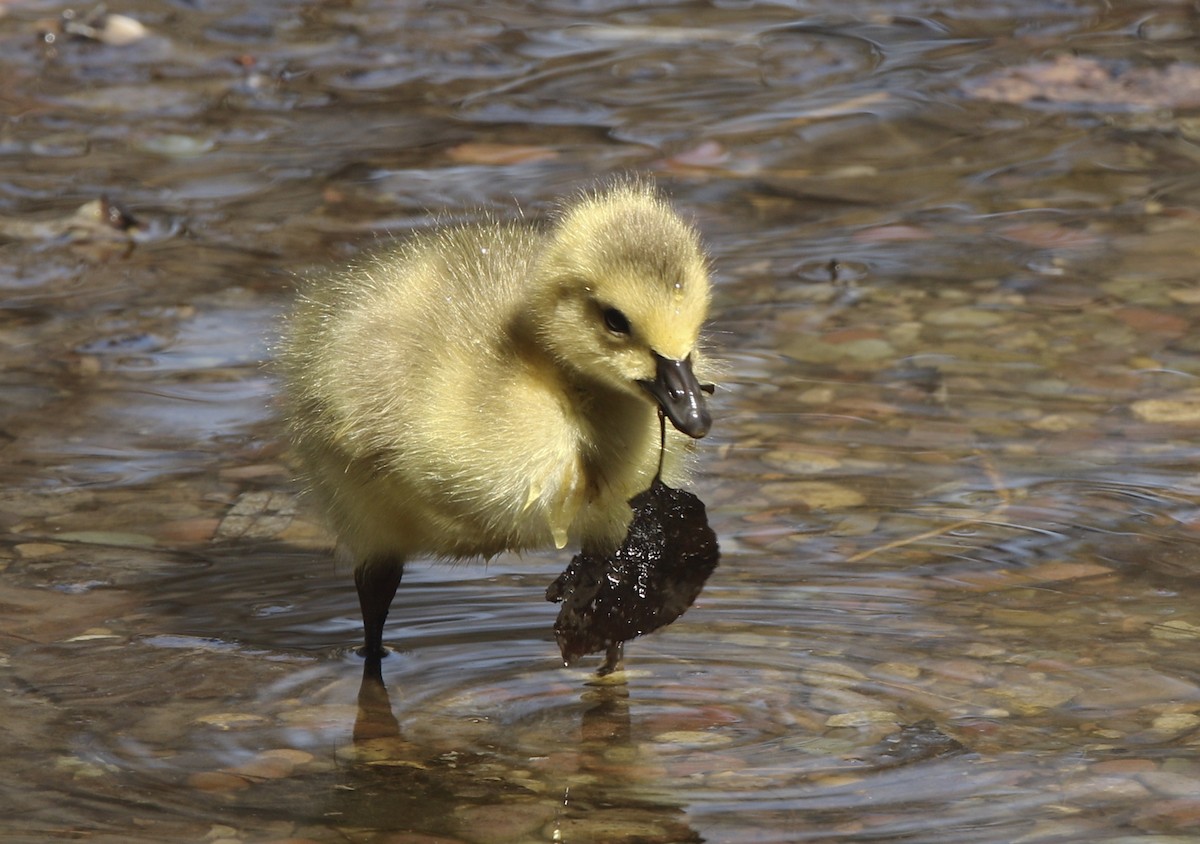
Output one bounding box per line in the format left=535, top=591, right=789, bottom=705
left=5, top=0, right=1200, bottom=842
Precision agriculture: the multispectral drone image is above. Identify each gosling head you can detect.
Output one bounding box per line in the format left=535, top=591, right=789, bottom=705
left=533, top=182, right=712, bottom=438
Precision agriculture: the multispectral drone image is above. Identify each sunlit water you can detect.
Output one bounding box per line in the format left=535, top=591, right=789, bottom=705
left=4, top=1, right=1200, bottom=842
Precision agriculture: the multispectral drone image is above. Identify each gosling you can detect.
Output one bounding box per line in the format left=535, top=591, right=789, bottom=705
left=280, top=181, right=714, bottom=661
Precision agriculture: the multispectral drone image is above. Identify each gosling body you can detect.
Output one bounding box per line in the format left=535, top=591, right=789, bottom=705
left=281, top=182, right=713, bottom=659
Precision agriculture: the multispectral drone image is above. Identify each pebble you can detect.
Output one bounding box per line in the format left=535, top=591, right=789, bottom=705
left=216, top=490, right=297, bottom=541
left=1031, top=412, right=1096, bottom=432
left=797, top=386, right=836, bottom=404
left=651, top=730, right=733, bottom=746
left=873, top=662, right=921, bottom=680
left=991, top=681, right=1080, bottom=714
left=825, top=710, right=899, bottom=728
left=1132, top=398, right=1200, bottom=423
left=801, top=661, right=868, bottom=688
left=985, top=608, right=1068, bottom=628
left=761, top=480, right=865, bottom=509
left=136, top=134, right=215, bottom=157
left=278, top=704, right=360, bottom=730
left=544, top=809, right=692, bottom=844
left=1168, top=288, right=1200, bottom=305
left=156, top=517, right=220, bottom=544
left=835, top=338, right=896, bottom=361
left=1114, top=306, right=1189, bottom=336
left=829, top=512, right=880, bottom=536
left=1066, top=776, right=1151, bottom=801
left=446, top=142, right=558, bottom=165
left=219, top=750, right=313, bottom=782
left=1024, top=560, right=1116, bottom=582
left=14, top=542, right=64, bottom=558
left=188, top=771, right=252, bottom=792
left=963, top=643, right=1007, bottom=658
left=1134, top=798, right=1200, bottom=830
left=1139, top=771, right=1200, bottom=798
left=925, top=307, right=1006, bottom=328
left=218, top=463, right=291, bottom=482
left=1093, top=759, right=1159, bottom=775
left=1073, top=670, right=1200, bottom=709
left=195, top=712, right=270, bottom=730
left=454, top=802, right=556, bottom=844
left=55, top=530, right=156, bottom=547
left=810, top=688, right=881, bottom=715
left=95, top=13, right=149, bottom=46
left=1152, top=620, right=1200, bottom=641
left=1152, top=714, right=1200, bottom=735
left=760, top=448, right=843, bottom=473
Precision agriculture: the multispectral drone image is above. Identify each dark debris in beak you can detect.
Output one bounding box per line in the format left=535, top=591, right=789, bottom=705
left=545, top=477, right=720, bottom=667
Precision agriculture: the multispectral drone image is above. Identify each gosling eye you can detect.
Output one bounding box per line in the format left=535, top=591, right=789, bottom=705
left=601, top=306, right=632, bottom=336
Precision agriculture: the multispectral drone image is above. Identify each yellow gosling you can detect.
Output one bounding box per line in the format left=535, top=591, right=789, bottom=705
left=280, top=180, right=714, bottom=659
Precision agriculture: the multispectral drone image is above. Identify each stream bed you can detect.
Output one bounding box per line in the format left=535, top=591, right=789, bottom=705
left=4, top=1, right=1200, bottom=841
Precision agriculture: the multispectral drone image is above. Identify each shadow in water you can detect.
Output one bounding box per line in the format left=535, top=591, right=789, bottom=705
left=353, top=657, right=401, bottom=742
left=348, top=660, right=701, bottom=842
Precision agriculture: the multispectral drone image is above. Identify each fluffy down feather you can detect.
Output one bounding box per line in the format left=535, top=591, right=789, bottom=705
left=279, top=180, right=714, bottom=658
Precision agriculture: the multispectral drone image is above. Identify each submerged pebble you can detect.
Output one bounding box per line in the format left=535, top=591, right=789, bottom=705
left=1133, top=398, right=1200, bottom=423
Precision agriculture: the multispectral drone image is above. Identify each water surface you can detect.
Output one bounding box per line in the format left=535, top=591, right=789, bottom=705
left=4, top=1, right=1200, bottom=841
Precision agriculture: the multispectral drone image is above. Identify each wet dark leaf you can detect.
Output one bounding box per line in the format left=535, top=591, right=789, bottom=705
left=545, top=478, right=719, bottom=665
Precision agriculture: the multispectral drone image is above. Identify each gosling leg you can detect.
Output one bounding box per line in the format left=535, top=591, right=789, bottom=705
left=598, top=640, right=625, bottom=676
left=354, top=556, right=404, bottom=660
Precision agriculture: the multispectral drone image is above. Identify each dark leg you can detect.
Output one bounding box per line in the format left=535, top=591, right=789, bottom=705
left=598, top=640, right=625, bottom=676
left=354, top=556, right=404, bottom=660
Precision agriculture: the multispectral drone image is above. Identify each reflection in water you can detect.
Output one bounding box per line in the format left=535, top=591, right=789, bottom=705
left=559, top=685, right=702, bottom=844
left=354, top=658, right=401, bottom=742
left=351, top=654, right=702, bottom=843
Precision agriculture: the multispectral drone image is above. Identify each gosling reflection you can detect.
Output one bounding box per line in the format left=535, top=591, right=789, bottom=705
left=549, top=684, right=701, bottom=843
left=350, top=670, right=700, bottom=843
left=352, top=657, right=400, bottom=742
